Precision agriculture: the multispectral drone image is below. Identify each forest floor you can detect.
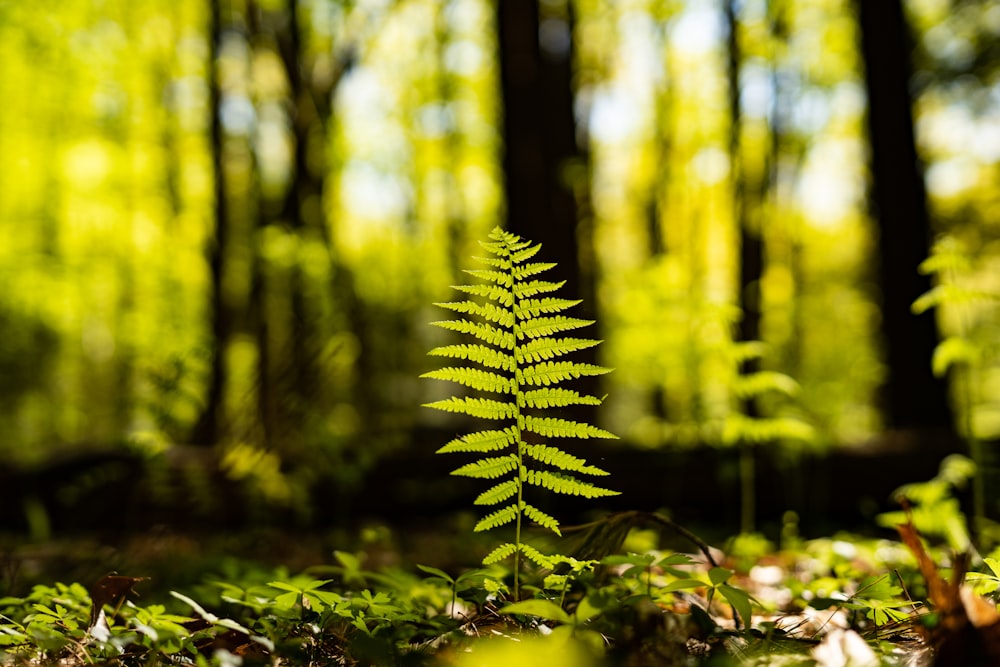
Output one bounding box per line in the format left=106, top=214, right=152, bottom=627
left=4, top=514, right=986, bottom=666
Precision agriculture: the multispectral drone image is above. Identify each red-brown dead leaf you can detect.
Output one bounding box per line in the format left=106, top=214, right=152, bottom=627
left=896, top=520, right=1000, bottom=666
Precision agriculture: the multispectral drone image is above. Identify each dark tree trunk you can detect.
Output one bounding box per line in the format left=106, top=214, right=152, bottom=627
left=724, top=0, right=764, bottom=369
left=497, top=0, right=598, bottom=423
left=497, top=0, right=583, bottom=300
left=855, top=0, right=954, bottom=432
left=191, top=0, right=232, bottom=446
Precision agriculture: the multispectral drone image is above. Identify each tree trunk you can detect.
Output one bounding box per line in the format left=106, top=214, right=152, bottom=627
left=191, top=0, right=232, bottom=446
left=855, top=0, right=954, bottom=432
left=496, top=0, right=599, bottom=425
left=497, top=0, right=583, bottom=300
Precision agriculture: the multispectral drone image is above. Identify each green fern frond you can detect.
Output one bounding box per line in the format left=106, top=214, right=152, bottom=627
left=518, top=360, right=611, bottom=386
left=521, top=388, right=602, bottom=409
left=523, top=415, right=617, bottom=440
left=523, top=443, right=610, bottom=475
left=483, top=542, right=517, bottom=564
left=431, top=319, right=515, bottom=350
left=427, top=343, right=514, bottom=371
left=524, top=470, right=619, bottom=498
left=420, top=367, right=514, bottom=394
left=423, top=226, right=618, bottom=596
left=475, top=479, right=519, bottom=505
left=436, top=428, right=518, bottom=454
left=517, top=337, right=601, bottom=363
left=452, top=455, right=519, bottom=479
left=518, top=316, right=595, bottom=339
left=522, top=502, right=561, bottom=535
left=474, top=506, right=519, bottom=532
left=434, top=300, right=515, bottom=327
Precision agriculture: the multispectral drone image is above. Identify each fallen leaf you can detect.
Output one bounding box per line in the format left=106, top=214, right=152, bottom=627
left=896, top=520, right=1000, bottom=665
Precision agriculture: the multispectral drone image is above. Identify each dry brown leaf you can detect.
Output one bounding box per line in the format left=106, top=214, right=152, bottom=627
left=896, top=520, right=1000, bottom=665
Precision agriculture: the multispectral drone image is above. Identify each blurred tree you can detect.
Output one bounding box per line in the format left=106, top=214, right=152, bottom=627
left=497, top=0, right=585, bottom=298
left=496, top=0, right=599, bottom=424
left=855, top=0, right=954, bottom=434
left=191, top=0, right=234, bottom=446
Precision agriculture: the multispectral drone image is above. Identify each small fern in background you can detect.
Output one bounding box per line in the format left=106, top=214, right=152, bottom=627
left=912, top=235, right=1000, bottom=542
left=722, top=338, right=815, bottom=535
left=422, top=226, right=619, bottom=598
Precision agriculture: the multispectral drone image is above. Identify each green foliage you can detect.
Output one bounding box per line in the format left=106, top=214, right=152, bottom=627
left=912, top=235, right=1000, bottom=543
left=843, top=574, right=913, bottom=628
left=423, top=227, right=619, bottom=597
left=877, top=454, right=974, bottom=552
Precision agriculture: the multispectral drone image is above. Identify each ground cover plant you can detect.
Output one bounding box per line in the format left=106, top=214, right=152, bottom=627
left=2, top=228, right=999, bottom=666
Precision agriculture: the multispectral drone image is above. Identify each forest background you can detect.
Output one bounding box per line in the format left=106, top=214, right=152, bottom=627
left=0, top=0, right=998, bottom=545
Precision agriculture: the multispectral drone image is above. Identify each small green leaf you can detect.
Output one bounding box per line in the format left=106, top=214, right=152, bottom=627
left=416, top=565, right=454, bottom=583
left=500, top=599, right=571, bottom=624
left=718, top=584, right=754, bottom=631
left=660, top=578, right=705, bottom=593
left=708, top=567, right=734, bottom=587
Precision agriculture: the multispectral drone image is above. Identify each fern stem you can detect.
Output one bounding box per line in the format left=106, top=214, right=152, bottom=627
left=511, top=255, right=524, bottom=601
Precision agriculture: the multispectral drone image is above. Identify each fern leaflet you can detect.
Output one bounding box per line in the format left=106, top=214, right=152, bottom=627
left=421, top=367, right=514, bottom=394
left=427, top=343, right=514, bottom=371
left=436, top=428, right=518, bottom=454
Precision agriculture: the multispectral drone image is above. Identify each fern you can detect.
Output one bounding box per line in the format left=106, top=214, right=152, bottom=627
left=422, top=227, right=618, bottom=598
left=912, top=235, right=1000, bottom=541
